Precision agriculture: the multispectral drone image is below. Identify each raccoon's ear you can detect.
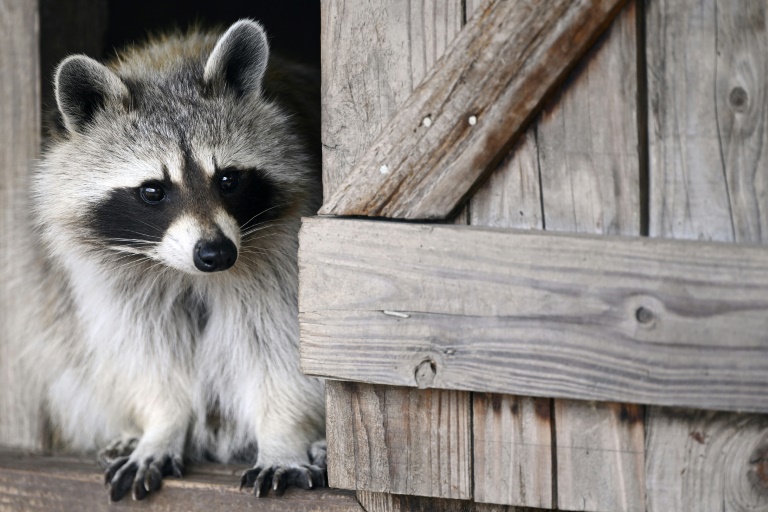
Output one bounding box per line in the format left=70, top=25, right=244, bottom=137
left=204, top=20, right=269, bottom=97
left=54, top=55, right=129, bottom=134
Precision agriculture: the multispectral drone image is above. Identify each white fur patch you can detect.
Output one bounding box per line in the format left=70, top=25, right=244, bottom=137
left=155, top=215, right=203, bottom=273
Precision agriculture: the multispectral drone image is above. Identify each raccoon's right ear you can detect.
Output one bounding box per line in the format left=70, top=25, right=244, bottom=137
left=204, top=20, right=269, bottom=98
left=54, top=55, right=129, bottom=134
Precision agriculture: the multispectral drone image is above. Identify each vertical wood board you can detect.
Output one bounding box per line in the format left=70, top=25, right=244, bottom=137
left=326, top=381, right=472, bottom=500
left=534, top=3, right=646, bottom=511
left=357, top=490, right=534, bottom=512
left=320, top=1, right=471, bottom=502
left=646, top=1, right=768, bottom=510
left=0, top=0, right=44, bottom=450
left=320, top=0, right=462, bottom=201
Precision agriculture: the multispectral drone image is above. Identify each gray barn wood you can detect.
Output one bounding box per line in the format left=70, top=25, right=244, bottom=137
left=0, top=451, right=362, bottom=512
left=326, top=382, right=472, bottom=500
left=319, top=0, right=628, bottom=219
left=645, top=1, right=768, bottom=510
left=320, top=0, right=462, bottom=202
left=0, top=0, right=44, bottom=451
left=299, top=218, right=768, bottom=413
left=534, top=3, right=645, bottom=509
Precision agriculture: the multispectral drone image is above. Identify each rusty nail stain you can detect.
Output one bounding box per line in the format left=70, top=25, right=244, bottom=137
left=690, top=431, right=706, bottom=444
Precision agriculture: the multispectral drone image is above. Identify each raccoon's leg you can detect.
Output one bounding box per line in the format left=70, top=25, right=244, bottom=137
left=104, top=414, right=188, bottom=501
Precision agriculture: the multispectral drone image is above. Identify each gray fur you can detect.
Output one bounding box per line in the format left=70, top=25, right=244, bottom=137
left=24, top=19, right=324, bottom=499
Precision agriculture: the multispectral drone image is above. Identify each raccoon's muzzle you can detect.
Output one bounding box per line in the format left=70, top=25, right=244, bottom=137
left=194, top=237, right=237, bottom=272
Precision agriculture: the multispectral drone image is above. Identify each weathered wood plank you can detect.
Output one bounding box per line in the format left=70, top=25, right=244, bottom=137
left=0, top=451, right=362, bottom=512
left=462, top=1, right=552, bottom=507
left=299, top=218, right=768, bottom=413
left=473, top=394, right=552, bottom=508
left=533, top=4, right=646, bottom=510
left=646, top=1, right=768, bottom=510
left=356, top=490, right=530, bottom=512
left=714, top=2, right=768, bottom=243
left=0, top=0, right=44, bottom=450
left=326, top=382, right=471, bottom=499
left=467, top=77, right=551, bottom=511
left=320, top=2, right=472, bottom=502
left=319, top=0, right=629, bottom=219
left=554, top=401, right=645, bottom=512
left=646, top=0, right=731, bottom=240
left=645, top=408, right=768, bottom=512
left=320, top=0, right=462, bottom=202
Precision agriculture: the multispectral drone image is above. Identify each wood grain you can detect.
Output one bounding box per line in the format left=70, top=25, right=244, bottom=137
left=0, top=451, right=362, bottom=512
left=325, top=381, right=471, bottom=499
left=320, top=0, right=462, bottom=202
left=554, top=400, right=645, bottom=512
left=0, top=0, right=44, bottom=450
left=645, top=408, right=768, bottom=512
left=646, top=0, right=732, bottom=240
left=532, top=4, right=646, bottom=510
left=356, top=490, right=532, bottom=512
left=466, top=48, right=550, bottom=510
left=299, top=218, right=768, bottom=413
left=646, top=1, right=768, bottom=510
left=473, top=394, right=552, bottom=508
left=319, top=0, right=629, bottom=219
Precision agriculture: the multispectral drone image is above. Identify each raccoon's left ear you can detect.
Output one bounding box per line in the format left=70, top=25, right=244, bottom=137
left=204, top=20, right=269, bottom=97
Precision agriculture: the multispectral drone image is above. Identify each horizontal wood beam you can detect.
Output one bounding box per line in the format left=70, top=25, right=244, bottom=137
left=299, top=218, right=768, bottom=413
left=0, top=451, right=362, bottom=511
left=319, top=0, right=628, bottom=219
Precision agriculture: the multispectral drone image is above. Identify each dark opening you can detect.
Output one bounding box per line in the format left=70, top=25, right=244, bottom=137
left=40, top=0, right=320, bottom=118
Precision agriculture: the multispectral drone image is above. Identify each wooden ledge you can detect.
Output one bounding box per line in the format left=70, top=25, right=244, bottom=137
left=0, top=451, right=362, bottom=512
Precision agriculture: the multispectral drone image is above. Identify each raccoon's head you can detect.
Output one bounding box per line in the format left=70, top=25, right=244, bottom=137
left=36, top=20, right=318, bottom=276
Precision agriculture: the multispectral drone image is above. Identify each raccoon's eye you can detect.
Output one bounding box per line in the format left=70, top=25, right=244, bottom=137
left=139, top=182, right=166, bottom=204
left=219, top=171, right=240, bottom=193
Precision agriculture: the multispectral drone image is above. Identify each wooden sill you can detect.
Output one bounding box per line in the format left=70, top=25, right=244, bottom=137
left=0, top=451, right=362, bottom=512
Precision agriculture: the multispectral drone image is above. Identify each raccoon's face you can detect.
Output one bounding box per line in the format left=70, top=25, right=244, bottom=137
left=36, top=21, right=314, bottom=275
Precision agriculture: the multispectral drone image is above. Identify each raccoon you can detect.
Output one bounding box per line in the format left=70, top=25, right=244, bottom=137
left=27, top=20, right=325, bottom=501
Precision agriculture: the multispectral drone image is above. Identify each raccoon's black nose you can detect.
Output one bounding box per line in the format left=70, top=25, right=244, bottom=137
left=194, top=238, right=237, bottom=272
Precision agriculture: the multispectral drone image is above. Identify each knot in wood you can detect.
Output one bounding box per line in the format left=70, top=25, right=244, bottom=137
left=635, top=306, right=654, bottom=325
left=749, top=442, right=768, bottom=491
left=415, top=359, right=436, bottom=389
left=729, top=86, right=748, bottom=112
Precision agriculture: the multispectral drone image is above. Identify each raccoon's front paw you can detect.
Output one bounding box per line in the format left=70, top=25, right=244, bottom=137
left=104, top=453, right=183, bottom=502
left=97, top=437, right=139, bottom=468
left=240, top=463, right=326, bottom=497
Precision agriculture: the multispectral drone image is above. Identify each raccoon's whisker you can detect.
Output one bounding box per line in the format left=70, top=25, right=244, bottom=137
left=240, top=223, right=284, bottom=238
left=238, top=203, right=288, bottom=230
left=240, top=222, right=291, bottom=238
left=241, top=233, right=281, bottom=244
left=105, top=238, right=160, bottom=245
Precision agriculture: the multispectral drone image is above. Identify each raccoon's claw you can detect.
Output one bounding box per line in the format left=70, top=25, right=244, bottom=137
left=240, top=464, right=326, bottom=497
left=105, top=453, right=183, bottom=502
left=97, top=437, right=139, bottom=468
